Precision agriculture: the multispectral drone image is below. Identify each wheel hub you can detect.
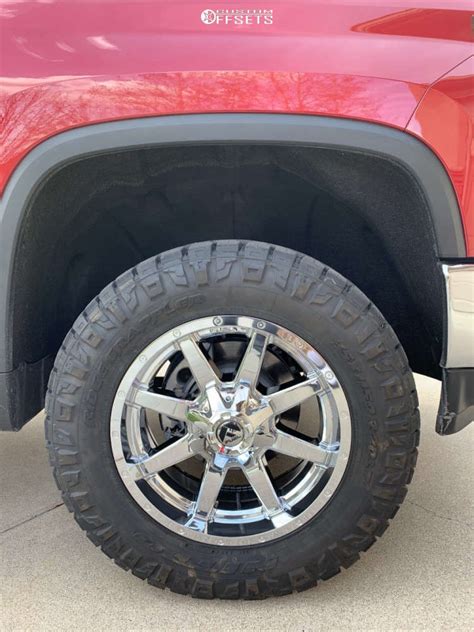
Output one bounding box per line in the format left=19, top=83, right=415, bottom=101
left=189, top=382, right=274, bottom=457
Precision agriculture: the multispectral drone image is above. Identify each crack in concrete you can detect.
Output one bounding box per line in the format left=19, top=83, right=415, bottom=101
left=0, top=502, right=64, bottom=535
left=406, top=499, right=473, bottom=529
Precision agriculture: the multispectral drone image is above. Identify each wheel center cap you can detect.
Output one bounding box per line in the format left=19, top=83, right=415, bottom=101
left=216, top=420, right=245, bottom=448
left=190, top=383, right=273, bottom=456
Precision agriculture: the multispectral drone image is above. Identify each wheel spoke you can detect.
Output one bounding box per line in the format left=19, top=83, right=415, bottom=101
left=243, top=457, right=288, bottom=520
left=125, top=404, right=146, bottom=456
left=127, top=436, right=196, bottom=481
left=185, top=455, right=228, bottom=532
left=235, top=331, right=268, bottom=388
left=267, top=376, right=324, bottom=416
left=272, top=430, right=335, bottom=466
left=133, top=388, right=191, bottom=422
left=178, top=336, right=219, bottom=391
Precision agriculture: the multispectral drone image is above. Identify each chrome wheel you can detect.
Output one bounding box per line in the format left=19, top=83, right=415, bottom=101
left=110, top=315, right=351, bottom=545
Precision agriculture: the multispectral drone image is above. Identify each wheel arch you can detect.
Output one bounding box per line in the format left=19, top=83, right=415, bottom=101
left=0, top=113, right=466, bottom=429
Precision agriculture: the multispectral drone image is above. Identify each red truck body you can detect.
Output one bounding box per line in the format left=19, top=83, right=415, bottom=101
left=1, top=1, right=473, bottom=250
left=1, top=0, right=473, bottom=599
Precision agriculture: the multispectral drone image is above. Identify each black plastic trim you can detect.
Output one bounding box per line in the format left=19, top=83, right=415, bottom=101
left=437, top=368, right=474, bottom=435
left=0, top=356, right=53, bottom=431
left=0, top=114, right=467, bottom=429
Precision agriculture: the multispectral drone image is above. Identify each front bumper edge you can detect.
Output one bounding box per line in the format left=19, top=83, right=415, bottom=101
left=438, top=264, right=474, bottom=435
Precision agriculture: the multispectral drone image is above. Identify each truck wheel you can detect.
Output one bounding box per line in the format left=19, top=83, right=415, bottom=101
left=46, top=240, right=419, bottom=599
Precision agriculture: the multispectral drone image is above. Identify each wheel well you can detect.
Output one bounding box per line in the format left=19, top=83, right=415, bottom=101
left=11, top=143, right=443, bottom=377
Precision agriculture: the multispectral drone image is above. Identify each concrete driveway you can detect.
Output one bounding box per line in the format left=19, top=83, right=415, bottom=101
left=1, top=374, right=472, bottom=631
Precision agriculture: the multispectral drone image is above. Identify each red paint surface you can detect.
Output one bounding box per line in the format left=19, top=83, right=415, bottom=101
left=1, top=1, right=473, bottom=250
left=408, top=56, right=474, bottom=254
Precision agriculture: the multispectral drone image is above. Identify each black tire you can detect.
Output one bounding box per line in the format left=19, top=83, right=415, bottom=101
left=46, top=240, right=419, bottom=599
